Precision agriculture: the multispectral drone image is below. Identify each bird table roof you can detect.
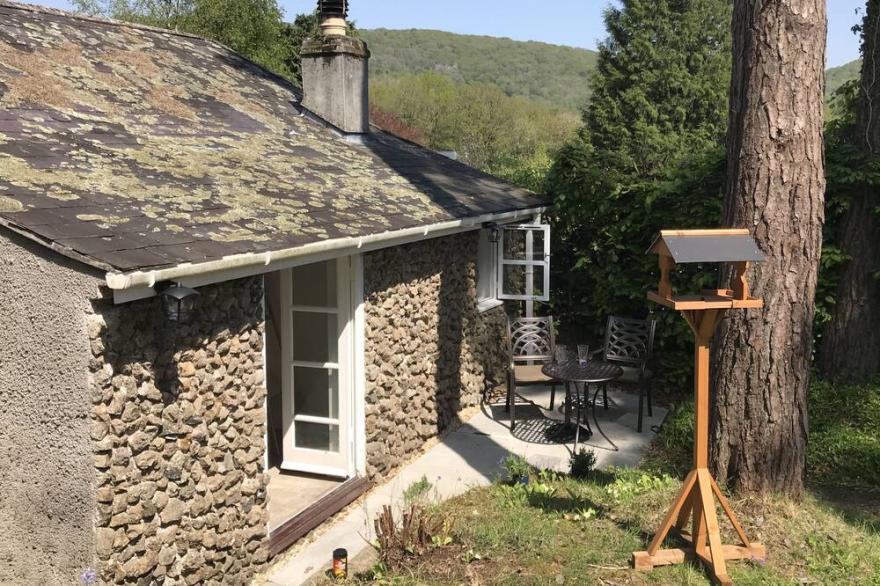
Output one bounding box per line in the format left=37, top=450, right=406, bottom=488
left=647, top=229, right=765, bottom=264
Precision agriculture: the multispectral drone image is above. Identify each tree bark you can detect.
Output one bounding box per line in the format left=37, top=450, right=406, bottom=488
left=711, top=0, right=826, bottom=497
left=820, top=1, right=880, bottom=382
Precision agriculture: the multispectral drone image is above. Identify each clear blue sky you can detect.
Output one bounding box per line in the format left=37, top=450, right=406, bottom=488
left=34, top=0, right=866, bottom=68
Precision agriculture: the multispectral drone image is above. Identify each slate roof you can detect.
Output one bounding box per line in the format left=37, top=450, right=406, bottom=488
left=0, top=1, right=545, bottom=274
left=647, top=230, right=765, bottom=263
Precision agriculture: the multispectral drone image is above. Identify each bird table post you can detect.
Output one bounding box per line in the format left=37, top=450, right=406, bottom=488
left=632, top=228, right=767, bottom=585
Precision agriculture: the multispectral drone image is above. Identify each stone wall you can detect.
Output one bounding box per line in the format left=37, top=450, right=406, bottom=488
left=363, top=232, right=508, bottom=480
left=88, top=276, right=269, bottom=584
left=0, top=230, right=104, bottom=585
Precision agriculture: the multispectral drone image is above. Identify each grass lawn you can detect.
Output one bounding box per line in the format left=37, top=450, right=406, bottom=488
left=342, top=470, right=879, bottom=584
left=325, top=380, right=880, bottom=585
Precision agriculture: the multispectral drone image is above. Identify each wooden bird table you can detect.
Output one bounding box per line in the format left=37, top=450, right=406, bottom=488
left=633, top=230, right=767, bottom=585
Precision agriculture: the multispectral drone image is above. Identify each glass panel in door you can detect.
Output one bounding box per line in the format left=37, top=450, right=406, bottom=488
left=281, top=258, right=351, bottom=477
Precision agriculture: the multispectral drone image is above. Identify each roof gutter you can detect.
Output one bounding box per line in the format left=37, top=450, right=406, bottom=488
left=105, top=205, right=547, bottom=299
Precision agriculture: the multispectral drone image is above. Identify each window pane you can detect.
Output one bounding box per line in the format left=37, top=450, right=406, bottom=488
left=501, top=228, right=546, bottom=261
left=294, top=421, right=339, bottom=452
left=502, top=228, right=527, bottom=261
left=476, top=229, right=495, bottom=301
left=292, top=259, right=337, bottom=307
left=501, top=263, right=546, bottom=299
left=530, top=229, right=546, bottom=260
left=531, top=264, right=546, bottom=298
left=293, top=366, right=339, bottom=418
left=292, top=311, right=338, bottom=363
left=502, top=263, right=527, bottom=297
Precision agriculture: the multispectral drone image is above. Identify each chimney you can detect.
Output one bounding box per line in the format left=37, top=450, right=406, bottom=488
left=301, top=0, right=370, bottom=134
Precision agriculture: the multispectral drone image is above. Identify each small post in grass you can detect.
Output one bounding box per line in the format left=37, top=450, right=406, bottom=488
left=632, top=228, right=767, bottom=586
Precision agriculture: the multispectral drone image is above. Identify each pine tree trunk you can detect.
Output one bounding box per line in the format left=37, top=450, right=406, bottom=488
left=820, top=1, right=880, bottom=382
left=711, top=0, right=826, bottom=497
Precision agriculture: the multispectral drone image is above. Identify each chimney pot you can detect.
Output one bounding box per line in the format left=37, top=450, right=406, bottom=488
left=317, top=0, right=348, bottom=18
left=317, top=0, right=349, bottom=36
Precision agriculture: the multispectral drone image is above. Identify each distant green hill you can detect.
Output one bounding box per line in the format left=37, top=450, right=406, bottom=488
left=359, top=29, right=598, bottom=111
left=827, top=59, right=861, bottom=100
left=361, top=28, right=861, bottom=110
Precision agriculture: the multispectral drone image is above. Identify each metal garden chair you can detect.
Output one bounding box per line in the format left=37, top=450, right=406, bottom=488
left=596, top=315, right=657, bottom=433
left=506, top=316, right=559, bottom=431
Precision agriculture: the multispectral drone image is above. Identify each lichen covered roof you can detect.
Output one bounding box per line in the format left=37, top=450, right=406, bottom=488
left=0, top=1, right=544, bottom=273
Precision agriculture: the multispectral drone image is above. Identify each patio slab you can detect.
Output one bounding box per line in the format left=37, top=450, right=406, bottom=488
left=263, top=384, right=667, bottom=585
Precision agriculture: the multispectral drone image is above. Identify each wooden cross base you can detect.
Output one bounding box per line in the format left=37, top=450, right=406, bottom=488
left=632, top=468, right=765, bottom=585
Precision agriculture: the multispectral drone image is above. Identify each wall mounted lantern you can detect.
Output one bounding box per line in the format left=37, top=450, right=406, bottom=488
left=155, top=281, right=199, bottom=322
left=483, top=221, right=501, bottom=243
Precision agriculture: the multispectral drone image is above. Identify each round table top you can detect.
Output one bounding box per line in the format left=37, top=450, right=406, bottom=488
left=541, top=360, right=623, bottom=383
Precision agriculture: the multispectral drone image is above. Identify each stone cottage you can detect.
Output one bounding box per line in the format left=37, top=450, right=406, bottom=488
left=0, top=1, right=551, bottom=584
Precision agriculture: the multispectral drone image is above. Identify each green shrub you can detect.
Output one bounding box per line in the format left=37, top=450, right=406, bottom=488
left=497, top=471, right=560, bottom=509
left=604, top=469, right=676, bottom=504
left=809, top=379, right=880, bottom=436
left=403, top=475, right=433, bottom=505
left=645, top=382, right=880, bottom=487
left=569, top=448, right=597, bottom=479
left=548, top=146, right=727, bottom=392
left=501, top=454, right=532, bottom=483
left=658, top=401, right=695, bottom=450
left=641, top=401, right=694, bottom=475
left=808, top=379, right=880, bottom=486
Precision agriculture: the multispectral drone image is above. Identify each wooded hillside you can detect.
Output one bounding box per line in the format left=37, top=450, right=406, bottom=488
left=359, top=28, right=599, bottom=110
left=362, top=27, right=851, bottom=109
left=827, top=58, right=861, bottom=99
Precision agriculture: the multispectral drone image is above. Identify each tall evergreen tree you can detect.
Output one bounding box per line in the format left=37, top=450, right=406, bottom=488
left=585, top=0, right=732, bottom=179
left=547, top=0, right=731, bottom=381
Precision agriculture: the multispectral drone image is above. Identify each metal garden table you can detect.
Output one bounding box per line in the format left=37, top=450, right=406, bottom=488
left=541, top=360, right=623, bottom=451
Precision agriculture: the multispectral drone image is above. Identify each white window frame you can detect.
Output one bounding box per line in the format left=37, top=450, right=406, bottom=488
left=497, top=224, right=551, bottom=302
left=476, top=228, right=503, bottom=312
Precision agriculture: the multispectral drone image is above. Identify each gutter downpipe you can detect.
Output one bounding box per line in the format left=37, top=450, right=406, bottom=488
left=105, top=205, right=547, bottom=297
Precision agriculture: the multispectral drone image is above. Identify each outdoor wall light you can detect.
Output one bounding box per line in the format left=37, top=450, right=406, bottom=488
left=484, top=222, right=501, bottom=243
left=155, top=281, right=200, bottom=322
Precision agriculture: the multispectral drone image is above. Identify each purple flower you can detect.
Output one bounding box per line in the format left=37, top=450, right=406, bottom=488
left=80, top=568, right=98, bottom=585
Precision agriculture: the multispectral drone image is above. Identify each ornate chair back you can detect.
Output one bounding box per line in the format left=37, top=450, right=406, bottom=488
left=602, top=315, right=656, bottom=367
left=503, top=316, right=559, bottom=430
left=507, top=316, right=556, bottom=364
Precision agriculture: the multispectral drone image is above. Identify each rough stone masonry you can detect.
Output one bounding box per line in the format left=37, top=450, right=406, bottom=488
left=363, top=232, right=508, bottom=480
left=81, top=232, right=506, bottom=583
left=88, top=277, right=269, bottom=585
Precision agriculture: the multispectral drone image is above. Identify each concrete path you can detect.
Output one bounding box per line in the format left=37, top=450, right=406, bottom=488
left=263, top=385, right=667, bottom=585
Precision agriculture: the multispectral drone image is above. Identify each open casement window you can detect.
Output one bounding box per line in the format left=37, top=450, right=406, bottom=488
left=476, top=229, right=500, bottom=311
left=497, top=224, right=551, bottom=301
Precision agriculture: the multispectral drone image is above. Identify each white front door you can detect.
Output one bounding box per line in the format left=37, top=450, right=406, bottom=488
left=280, top=258, right=353, bottom=477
